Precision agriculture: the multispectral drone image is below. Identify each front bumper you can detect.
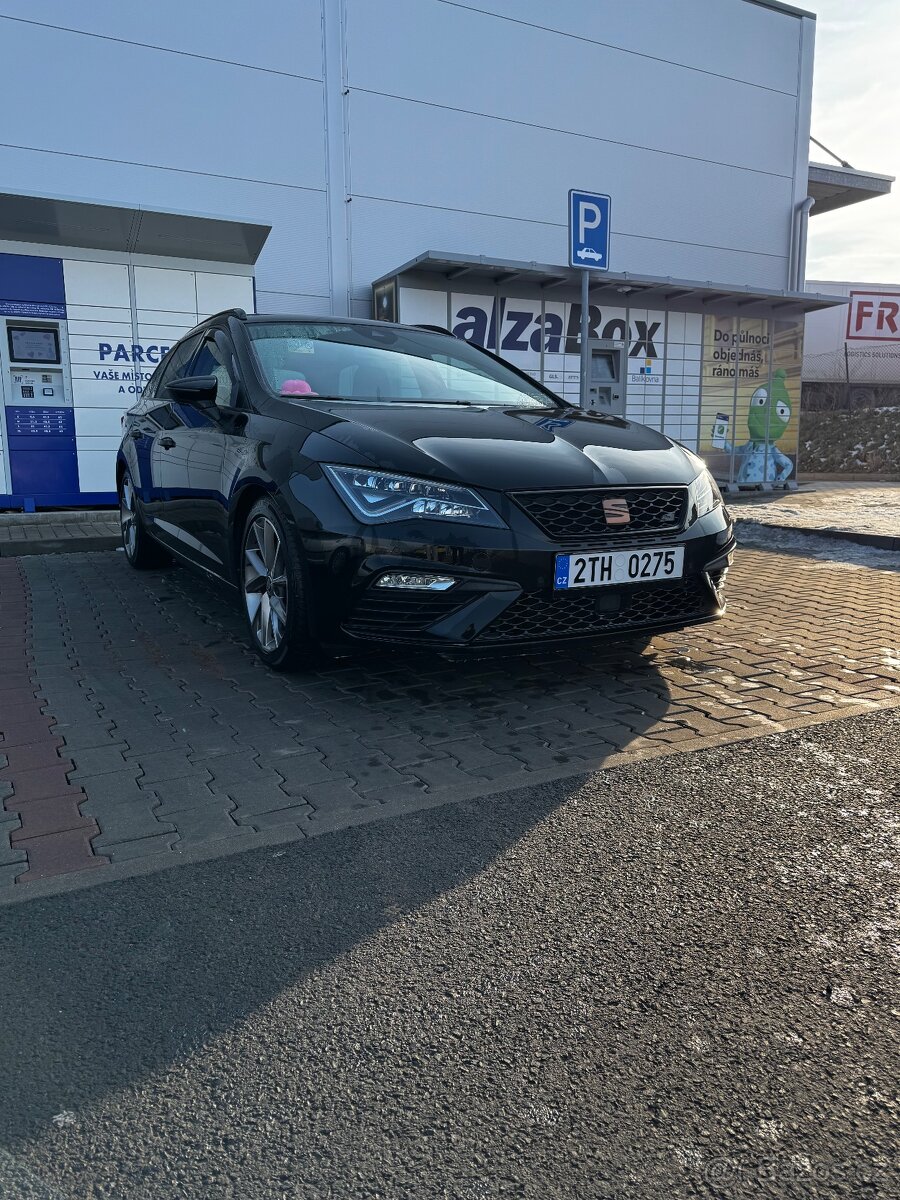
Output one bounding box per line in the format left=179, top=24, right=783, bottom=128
left=287, top=473, right=735, bottom=650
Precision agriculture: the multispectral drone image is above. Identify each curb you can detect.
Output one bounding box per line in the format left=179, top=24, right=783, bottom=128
left=0, top=534, right=120, bottom=557
left=735, top=517, right=899, bottom=552
left=0, top=509, right=117, bottom=527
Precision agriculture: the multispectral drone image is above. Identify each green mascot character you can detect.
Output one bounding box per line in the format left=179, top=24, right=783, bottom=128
left=720, top=368, right=794, bottom=484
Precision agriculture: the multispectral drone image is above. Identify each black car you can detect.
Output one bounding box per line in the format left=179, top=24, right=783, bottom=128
left=117, top=310, right=735, bottom=670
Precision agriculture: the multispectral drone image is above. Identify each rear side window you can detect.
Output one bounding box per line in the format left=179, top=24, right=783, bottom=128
left=155, top=334, right=203, bottom=397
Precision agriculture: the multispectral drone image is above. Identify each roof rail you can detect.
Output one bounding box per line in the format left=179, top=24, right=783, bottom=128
left=208, top=308, right=248, bottom=321
left=415, top=323, right=452, bottom=335
left=184, top=308, right=248, bottom=337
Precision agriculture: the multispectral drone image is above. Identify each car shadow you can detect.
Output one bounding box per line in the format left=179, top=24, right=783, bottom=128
left=0, top=561, right=679, bottom=1154
left=1, top=762, right=601, bottom=1143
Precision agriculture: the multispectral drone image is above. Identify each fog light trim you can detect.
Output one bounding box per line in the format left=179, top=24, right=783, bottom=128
left=375, top=572, right=457, bottom=591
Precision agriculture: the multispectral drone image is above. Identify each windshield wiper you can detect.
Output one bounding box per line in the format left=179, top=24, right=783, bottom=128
left=278, top=394, right=555, bottom=409
left=280, top=395, right=490, bottom=407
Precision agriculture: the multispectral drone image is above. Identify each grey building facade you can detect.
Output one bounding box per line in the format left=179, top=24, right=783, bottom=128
left=0, top=0, right=889, bottom=505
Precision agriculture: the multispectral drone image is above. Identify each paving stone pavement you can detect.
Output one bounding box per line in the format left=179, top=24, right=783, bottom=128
left=1, top=543, right=898, bottom=899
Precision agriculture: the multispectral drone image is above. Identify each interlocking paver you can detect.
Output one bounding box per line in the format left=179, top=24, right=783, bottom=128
left=0, top=542, right=897, bottom=895
left=130, top=751, right=212, bottom=786
left=275, top=753, right=348, bottom=793
left=10, top=795, right=94, bottom=840
left=0, top=740, right=64, bottom=772
left=84, top=794, right=176, bottom=849
left=236, top=803, right=314, bottom=831
left=0, top=862, right=26, bottom=885
left=150, top=779, right=219, bottom=816
left=293, top=780, right=378, bottom=816
left=14, top=826, right=108, bottom=881
left=100, top=832, right=181, bottom=861
left=169, top=802, right=244, bottom=845
left=66, top=743, right=131, bottom=779
left=228, top=781, right=296, bottom=816
left=0, top=817, right=26, bottom=865
left=46, top=721, right=119, bottom=751
left=0, top=763, right=74, bottom=803
left=188, top=751, right=279, bottom=783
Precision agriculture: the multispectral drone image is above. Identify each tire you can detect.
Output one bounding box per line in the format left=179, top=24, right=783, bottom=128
left=240, top=497, right=319, bottom=671
left=119, top=469, right=170, bottom=569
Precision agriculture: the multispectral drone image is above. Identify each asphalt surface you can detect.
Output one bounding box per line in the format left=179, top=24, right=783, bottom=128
left=1, top=707, right=897, bottom=1199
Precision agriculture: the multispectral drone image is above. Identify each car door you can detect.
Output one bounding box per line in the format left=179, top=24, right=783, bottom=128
left=175, top=331, right=246, bottom=572
left=147, top=333, right=204, bottom=559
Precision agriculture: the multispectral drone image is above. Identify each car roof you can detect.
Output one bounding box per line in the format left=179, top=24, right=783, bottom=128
left=187, top=310, right=449, bottom=338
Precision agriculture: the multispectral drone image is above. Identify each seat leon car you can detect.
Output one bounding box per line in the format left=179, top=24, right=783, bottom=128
left=117, top=310, right=735, bottom=670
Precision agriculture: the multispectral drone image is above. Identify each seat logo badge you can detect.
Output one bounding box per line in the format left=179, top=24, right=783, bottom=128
left=602, top=497, right=630, bottom=525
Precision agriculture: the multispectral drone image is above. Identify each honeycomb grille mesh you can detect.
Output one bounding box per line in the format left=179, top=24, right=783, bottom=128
left=477, top=577, right=714, bottom=643
left=343, top=588, right=467, bottom=639
left=511, top=487, right=688, bottom=546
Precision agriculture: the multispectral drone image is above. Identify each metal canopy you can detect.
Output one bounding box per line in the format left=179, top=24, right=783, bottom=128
left=808, top=162, right=894, bottom=216
left=375, top=251, right=848, bottom=318
left=0, top=190, right=271, bottom=264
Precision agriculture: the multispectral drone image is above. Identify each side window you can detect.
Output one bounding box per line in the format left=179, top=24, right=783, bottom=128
left=141, top=361, right=165, bottom=402
left=156, top=334, right=203, bottom=397
left=147, top=404, right=181, bottom=430
left=188, top=335, right=235, bottom=408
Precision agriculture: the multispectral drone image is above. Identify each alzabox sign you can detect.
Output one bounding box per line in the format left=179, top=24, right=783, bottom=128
left=449, top=295, right=660, bottom=359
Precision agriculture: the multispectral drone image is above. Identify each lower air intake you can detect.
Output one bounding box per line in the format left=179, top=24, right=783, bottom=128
left=478, top=577, right=716, bottom=643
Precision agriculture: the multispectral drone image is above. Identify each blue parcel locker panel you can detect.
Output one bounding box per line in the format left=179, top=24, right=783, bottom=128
left=0, top=253, right=66, bottom=318
left=6, top=406, right=79, bottom=495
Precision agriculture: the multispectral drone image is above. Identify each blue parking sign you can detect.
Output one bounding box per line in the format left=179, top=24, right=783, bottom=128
left=569, top=190, right=611, bottom=270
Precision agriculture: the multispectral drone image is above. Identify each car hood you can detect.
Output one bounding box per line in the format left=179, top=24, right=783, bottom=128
left=310, top=403, right=701, bottom=491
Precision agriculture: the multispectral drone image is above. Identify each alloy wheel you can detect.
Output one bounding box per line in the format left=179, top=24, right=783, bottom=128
left=120, top=474, right=137, bottom=558
left=243, top=515, right=288, bottom=652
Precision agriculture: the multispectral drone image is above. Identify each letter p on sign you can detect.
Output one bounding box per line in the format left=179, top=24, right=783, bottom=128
left=569, top=190, right=611, bottom=270
left=579, top=202, right=602, bottom=243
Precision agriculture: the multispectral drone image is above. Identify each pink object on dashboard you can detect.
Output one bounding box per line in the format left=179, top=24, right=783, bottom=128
left=280, top=378, right=316, bottom=396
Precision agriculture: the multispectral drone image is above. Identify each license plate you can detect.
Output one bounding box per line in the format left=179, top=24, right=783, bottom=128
left=554, top=545, right=684, bottom=589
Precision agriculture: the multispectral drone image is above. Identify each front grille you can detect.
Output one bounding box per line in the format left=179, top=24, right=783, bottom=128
left=343, top=587, right=467, bottom=639
left=511, top=486, right=688, bottom=546
left=477, top=577, right=714, bottom=644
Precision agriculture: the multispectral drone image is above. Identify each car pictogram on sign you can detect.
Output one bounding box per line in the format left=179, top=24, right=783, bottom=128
left=576, top=247, right=604, bottom=263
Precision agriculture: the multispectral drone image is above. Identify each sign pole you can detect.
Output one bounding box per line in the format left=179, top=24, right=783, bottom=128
left=579, top=268, right=590, bottom=408
left=568, top=189, right=610, bottom=408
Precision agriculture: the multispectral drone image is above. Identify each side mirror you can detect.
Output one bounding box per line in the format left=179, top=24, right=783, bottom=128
left=168, top=375, right=218, bottom=403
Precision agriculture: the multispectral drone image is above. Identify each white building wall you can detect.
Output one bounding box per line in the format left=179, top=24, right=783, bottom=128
left=0, top=0, right=331, bottom=315
left=0, top=0, right=813, bottom=318
left=343, top=0, right=811, bottom=306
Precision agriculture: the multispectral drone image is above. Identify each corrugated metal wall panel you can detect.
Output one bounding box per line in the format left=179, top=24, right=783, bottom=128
left=346, top=0, right=798, bottom=176
left=461, top=0, right=802, bottom=92
left=348, top=197, right=789, bottom=298
left=0, top=0, right=325, bottom=79
left=0, top=22, right=326, bottom=191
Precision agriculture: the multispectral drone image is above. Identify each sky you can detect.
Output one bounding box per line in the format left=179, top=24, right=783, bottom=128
left=805, top=0, right=900, bottom=284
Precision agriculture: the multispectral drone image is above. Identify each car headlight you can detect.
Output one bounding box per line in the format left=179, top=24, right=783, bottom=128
left=687, top=469, right=723, bottom=521
left=323, top=465, right=506, bottom=528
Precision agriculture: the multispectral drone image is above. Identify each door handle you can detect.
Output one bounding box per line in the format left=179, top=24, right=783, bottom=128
left=159, top=437, right=176, bottom=450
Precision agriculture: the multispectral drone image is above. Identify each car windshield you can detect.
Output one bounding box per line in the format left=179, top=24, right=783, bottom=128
left=247, top=321, right=557, bottom=408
